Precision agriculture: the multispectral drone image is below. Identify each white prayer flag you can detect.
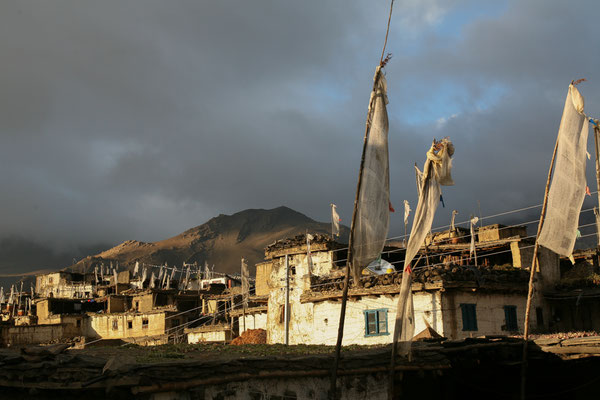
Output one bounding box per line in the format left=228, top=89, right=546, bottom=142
left=351, top=67, right=391, bottom=282
left=306, top=234, right=314, bottom=275
left=331, top=204, right=340, bottom=237
left=470, top=216, right=479, bottom=256
left=241, top=258, right=249, bottom=302
left=538, top=84, right=589, bottom=257
left=393, top=138, right=455, bottom=357
left=451, top=210, right=458, bottom=231
left=134, top=261, right=139, bottom=277
left=403, top=200, right=411, bottom=225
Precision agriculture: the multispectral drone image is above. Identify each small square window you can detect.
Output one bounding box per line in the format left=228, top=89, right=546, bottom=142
left=460, top=304, right=478, bottom=331
left=112, top=319, right=118, bottom=330
left=127, top=321, right=133, bottom=329
left=142, top=318, right=149, bottom=328
left=364, top=309, right=388, bottom=336
left=503, top=305, right=518, bottom=331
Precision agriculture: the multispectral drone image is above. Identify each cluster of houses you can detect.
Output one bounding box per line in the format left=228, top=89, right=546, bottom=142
left=0, top=223, right=596, bottom=347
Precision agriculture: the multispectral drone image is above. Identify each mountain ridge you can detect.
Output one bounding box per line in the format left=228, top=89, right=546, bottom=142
left=71, top=206, right=349, bottom=275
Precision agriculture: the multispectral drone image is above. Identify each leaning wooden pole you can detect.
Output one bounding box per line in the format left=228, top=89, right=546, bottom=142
left=520, top=132, right=560, bottom=400
left=594, top=125, right=600, bottom=246
left=329, top=70, right=380, bottom=400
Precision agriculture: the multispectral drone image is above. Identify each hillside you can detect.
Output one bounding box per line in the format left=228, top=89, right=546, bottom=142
left=71, top=206, right=349, bottom=275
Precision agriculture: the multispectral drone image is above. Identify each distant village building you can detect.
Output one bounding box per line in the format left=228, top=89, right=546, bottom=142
left=257, top=227, right=560, bottom=345
left=0, top=223, right=597, bottom=348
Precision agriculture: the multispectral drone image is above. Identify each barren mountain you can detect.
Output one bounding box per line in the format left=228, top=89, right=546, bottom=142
left=71, top=206, right=349, bottom=275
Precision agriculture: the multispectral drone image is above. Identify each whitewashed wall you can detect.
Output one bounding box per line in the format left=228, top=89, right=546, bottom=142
left=441, top=291, right=541, bottom=339
left=239, top=312, right=267, bottom=334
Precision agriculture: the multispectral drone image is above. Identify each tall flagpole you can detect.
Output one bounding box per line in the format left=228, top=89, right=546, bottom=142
left=330, top=2, right=395, bottom=398
left=593, top=123, right=600, bottom=246
left=520, top=127, right=560, bottom=400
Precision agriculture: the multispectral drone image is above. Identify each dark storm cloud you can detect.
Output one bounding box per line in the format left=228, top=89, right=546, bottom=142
left=1, top=0, right=599, bottom=254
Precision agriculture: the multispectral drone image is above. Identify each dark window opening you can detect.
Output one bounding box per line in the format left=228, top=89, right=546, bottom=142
left=112, top=319, right=118, bottom=330
left=76, top=319, right=81, bottom=328
left=142, top=318, right=149, bottom=328
left=127, top=321, right=133, bottom=329
left=536, top=307, right=544, bottom=327
left=503, top=305, right=518, bottom=331
left=460, top=304, right=478, bottom=331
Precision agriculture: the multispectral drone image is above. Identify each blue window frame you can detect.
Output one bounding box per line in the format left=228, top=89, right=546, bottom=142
left=460, top=303, right=478, bottom=331
left=364, top=309, right=389, bottom=336
left=504, top=305, right=518, bottom=331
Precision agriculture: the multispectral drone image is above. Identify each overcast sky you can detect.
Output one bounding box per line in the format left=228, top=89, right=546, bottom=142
left=1, top=0, right=599, bottom=252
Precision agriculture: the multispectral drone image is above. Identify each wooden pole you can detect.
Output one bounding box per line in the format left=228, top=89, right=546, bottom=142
left=520, top=132, right=560, bottom=400
left=284, top=254, right=290, bottom=346
left=330, top=69, right=382, bottom=400
left=593, top=125, right=600, bottom=248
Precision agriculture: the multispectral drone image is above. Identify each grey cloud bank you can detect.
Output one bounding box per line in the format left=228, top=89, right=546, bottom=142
left=1, top=1, right=599, bottom=261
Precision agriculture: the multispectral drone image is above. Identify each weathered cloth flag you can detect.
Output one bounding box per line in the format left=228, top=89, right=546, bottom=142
left=306, top=234, right=314, bottom=275
left=469, top=216, right=479, bottom=256
left=351, top=67, right=390, bottom=282
left=451, top=210, right=458, bottom=231
left=241, top=258, right=249, bottom=303
left=393, top=138, right=455, bottom=356
left=331, top=204, right=340, bottom=237
left=538, top=84, right=589, bottom=257
left=403, top=200, right=411, bottom=225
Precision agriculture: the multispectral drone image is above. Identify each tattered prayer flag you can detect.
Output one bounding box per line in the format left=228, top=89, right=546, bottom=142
left=241, top=258, right=249, bottom=303
left=403, top=200, right=411, bottom=225
left=389, top=201, right=395, bottom=213
left=440, top=194, right=445, bottom=208
left=331, top=204, right=341, bottom=237
left=351, top=67, right=391, bottom=282
left=306, top=234, right=314, bottom=275
left=586, top=186, right=591, bottom=196
left=451, top=210, right=458, bottom=231
left=415, top=165, right=423, bottom=197
left=470, top=216, right=479, bottom=256
left=576, top=230, right=582, bottom=238
left=393, top=138, right=455, bottom=357
left=538, top=84, right=589, bottom=257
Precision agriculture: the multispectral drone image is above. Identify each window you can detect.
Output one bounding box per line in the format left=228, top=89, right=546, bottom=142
left=112, top=319, right=118, bottom=331
left=142, top=318, right=149, bottom=329
left=278, top=304, right=290, bottom=324
left=364, top=309, right=388, bottom=336
left=127, top=321, right=133, bottom=329
left=172, top=319, right=180, bottom=327
left=49, top=277, right=53, bottom=284
left=460, top=304, right=478, bottom=331
left=536, top=307, right=544, bottom=328
left=76, top=319, right=81, bottom=328
left=503, top=305, right=518, bottom=331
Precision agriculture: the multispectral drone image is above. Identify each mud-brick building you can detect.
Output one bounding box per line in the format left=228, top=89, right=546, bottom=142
left=35, top=271, right=95, bottom=299
left=259, top=227, right=560, bottom=345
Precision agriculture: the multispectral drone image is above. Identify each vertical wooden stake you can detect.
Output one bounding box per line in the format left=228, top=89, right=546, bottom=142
left=593, top=126, right=600, bottom=247
left=521, top=132, right=560, bottom=400
left=330, top=69, right=382, bottom=400
left=284, top=254, right=290, bottom=345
